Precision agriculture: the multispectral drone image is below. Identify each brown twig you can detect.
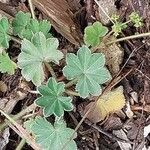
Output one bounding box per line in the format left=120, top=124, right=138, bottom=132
left=0, top=103, right=36, bottom=131
left=0, top=109, right=40, bottom=150
left=86, top=120, right=134, bottom=144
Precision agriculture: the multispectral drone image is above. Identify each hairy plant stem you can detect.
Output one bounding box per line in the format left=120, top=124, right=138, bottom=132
left=65, top=89, right=79, bottom=96
left=107, top=32, right=150, bottom=44
left=65, top=78, right=78, bottom=88
left=29, top=89, right=79, bottom=97
left=121, top=20, right=132, bottom=26
left=0, top=103, right=36, bottom=131
left=28, top=0, right=35, bottom=19
left=15, top=138, right=26, bottom=150
left=44, top=62, right=57, bottom=79
left=10, top=35, right=22, bottom=44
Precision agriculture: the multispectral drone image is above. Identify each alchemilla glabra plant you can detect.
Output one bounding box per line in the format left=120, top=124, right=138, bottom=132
left=0, top=10, right=143, bottom=149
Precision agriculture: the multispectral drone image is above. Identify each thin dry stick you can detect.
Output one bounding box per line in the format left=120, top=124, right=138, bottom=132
left=65, top=78, right=78, bottom=88
left=88, top=121, right=133, bottom=144
left=15, top=138, right=26, bottom=150
left=94, top=0, right=114, bottom=24
left=107, top=68, right=133, bottom=91
left=65, top=89, right=79, bottom=96
left=116, top=43, right=145, bottom=76
left=107, top=32, right=150, bottom=44
left=136, top=69, right=150, bottom=81
left=62, top=102, right=97, bottom=150
left=28, top=0, right=35, bottom=19
left=45, top=62, right=57, bottom=79
left=0, top=109, right=40, bottom=150
left=0, top=103, right=36, bottom=131
left=10, top=35, right=22, bottom=44
left=9, top=123, right=40, bottom=150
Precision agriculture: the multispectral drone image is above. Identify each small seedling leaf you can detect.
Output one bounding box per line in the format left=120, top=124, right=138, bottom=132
left=18, top=32, right=63, bottom=86
left=63, top=45, right=111, bottom=98
left=129, top=12, right=143, bottom=27
left=112, top=22, right=127, bottom=36
left=0, top=52, right=17, bottom=75
left=36, top=77, right=73, bottom=117
left=27, top=116, right=77, bottom=150
left=0, top=17, right=10, bottom=48
left=84, top=21, right=108, bottom=47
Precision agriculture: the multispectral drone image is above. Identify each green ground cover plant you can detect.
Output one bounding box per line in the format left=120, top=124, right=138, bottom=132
left=0, top=9, right=149, bottom=149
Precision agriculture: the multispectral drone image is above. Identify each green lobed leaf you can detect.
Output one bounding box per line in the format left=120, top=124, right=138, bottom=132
left=18, top=32, right=63, bottom=86
left=36, top=77, right=73, bottom=117
left=28, top=19, right=51, bottom=40
left=12, top=11, right=31, bottom=38
left=0, top=17, right=10, bottom=48
left=26, top=117, right=77, bottom=150
left=21, top=28, right=33, bottom=40
left=39, top=20, right=51, bottom=37
left=0, top=52, right=17, bottom=75
left=12, top=11, right=51, bottom=40
left=63, top=45, right=111, bottom=98
left=24, top=118, right=34, bottom=133
left=84, top=21, right=108, bottom=47
left=28, top=19, right=39, bottom=33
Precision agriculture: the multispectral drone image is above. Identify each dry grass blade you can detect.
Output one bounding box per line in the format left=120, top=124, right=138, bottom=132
left=0, top=109, right=40, bottom=150
left=28, top=0, right=35, bottom=19
left=0, top=103, right=36, bottom=132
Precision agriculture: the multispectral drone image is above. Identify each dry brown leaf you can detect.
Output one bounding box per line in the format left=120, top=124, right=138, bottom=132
left=85, top=86, right=126, bottom=123
left=125, top=101, right=134, bottom=118
left=98, top=41, right=124, bottom=75
left=113, top=129, right=132, bottom=150
left=0, top=128, right=9, bottom=149
left=0, top=81, right=7, bottom=93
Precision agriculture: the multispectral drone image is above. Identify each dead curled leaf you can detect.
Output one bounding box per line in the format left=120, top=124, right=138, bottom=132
left=84, top=86, right=126, bottom=123
left=0, top=81, right=7, bottom=93
left=97, top=40, right=124, bottom=75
